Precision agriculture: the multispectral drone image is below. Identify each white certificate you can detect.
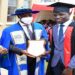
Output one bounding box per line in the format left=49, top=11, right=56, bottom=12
left=27, top=40, right=46, bottom=57
left=1, top=68, right=8, bottom=75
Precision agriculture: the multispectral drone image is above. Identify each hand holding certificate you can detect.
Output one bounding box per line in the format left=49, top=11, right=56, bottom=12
left=27, top=40, right=46, bottom=57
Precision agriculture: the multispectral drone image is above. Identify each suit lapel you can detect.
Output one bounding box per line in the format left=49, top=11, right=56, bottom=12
left=53, top=25, right=58, bottom=43
left=60, top=25, right=69, bottom=42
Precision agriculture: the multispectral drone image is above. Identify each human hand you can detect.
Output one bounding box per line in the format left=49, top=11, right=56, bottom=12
left=37, top=50, right=50, bottom=58
left=21, top=50, right=36, bottom=58
left=0, top=46, right=8, bottom=54
left=61, top=67, right=72, bottom=75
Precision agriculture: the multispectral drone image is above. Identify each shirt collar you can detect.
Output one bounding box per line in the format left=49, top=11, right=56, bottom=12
left=19, top=21, right=31, bottom=27
left=63, top=19, right=72, bottom=26
left=57, top=19, right=72, bottom=27
left=19, top=21, right=25, bottom=27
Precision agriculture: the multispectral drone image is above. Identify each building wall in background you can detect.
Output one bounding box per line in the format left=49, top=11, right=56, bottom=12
left=0, top=0, right=31, bottom=27
left=0, top=0, right=74, bottom=28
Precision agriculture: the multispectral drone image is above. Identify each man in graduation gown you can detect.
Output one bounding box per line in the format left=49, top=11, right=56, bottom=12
left=46, top=2, right=75, bottom=75
left=1, top=8, right=51, bottom=75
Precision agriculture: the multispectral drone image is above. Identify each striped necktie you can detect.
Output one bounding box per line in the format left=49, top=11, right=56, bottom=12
left=26, top=26, right=33, bottom=40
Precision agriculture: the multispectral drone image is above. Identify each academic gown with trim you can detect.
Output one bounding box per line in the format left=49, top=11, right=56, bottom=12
left=1, top=22, right=50, bottom=75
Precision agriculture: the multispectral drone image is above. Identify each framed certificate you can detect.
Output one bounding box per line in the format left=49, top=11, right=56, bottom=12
left=27, top=40, right=46, bottom=57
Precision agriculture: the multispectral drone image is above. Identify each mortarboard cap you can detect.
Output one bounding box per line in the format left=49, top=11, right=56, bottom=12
left=49, top=2, right=75, bottom=13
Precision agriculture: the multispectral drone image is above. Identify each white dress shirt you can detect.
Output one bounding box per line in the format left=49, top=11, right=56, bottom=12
left=19, top=21, right=33, bottom=40
left=58, top=20, right=72, bottom=38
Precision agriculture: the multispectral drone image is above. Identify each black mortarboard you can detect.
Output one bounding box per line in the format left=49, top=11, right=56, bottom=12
left=49, top=2, right=75, bottom=13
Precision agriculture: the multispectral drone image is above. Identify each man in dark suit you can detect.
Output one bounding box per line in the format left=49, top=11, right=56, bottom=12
left=46, top=2, right=75, bottom=75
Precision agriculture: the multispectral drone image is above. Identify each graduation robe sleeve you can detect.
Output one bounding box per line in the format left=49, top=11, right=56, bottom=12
left=9, top=45, right=23, bottom=55
left=1, top=28, right=11, bottom=49
left=0, top=29, right=11, bottom=69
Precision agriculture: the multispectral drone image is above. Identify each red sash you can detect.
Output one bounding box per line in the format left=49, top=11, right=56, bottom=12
left=49, top=26, right=73, bottom=75
left=64, top=26, right=73, bottom=68
left=48, top=28, right=53, bottom=45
